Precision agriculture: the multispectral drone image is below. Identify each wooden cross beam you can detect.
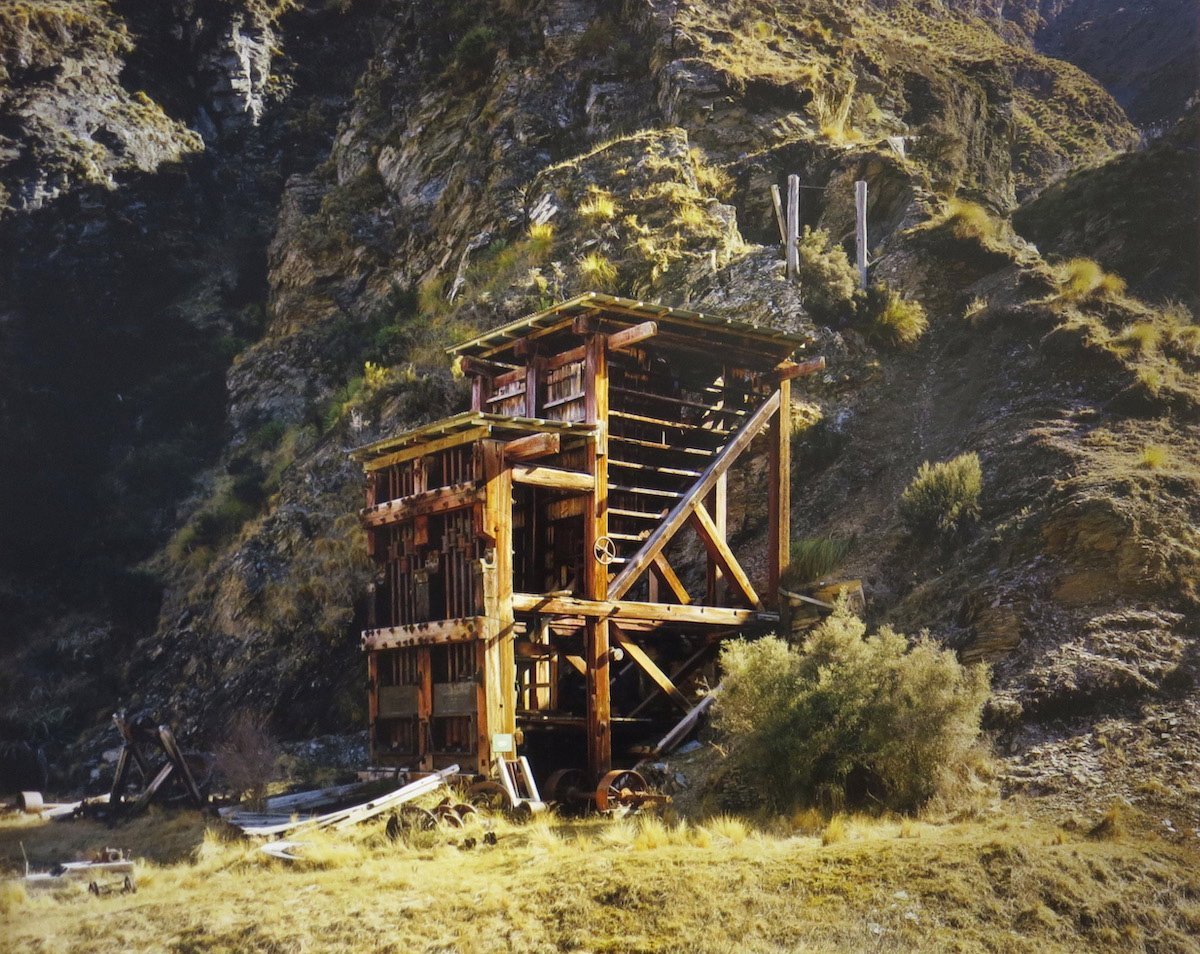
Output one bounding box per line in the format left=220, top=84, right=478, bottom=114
left=611, top=625, right=691, bottom=714
left=627, top=640, right=717, bottom=718
left=607, top=389, right=782, bottom=600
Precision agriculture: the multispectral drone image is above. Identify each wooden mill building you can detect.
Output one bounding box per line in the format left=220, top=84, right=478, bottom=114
left=351, top=292, right=823, bottom=804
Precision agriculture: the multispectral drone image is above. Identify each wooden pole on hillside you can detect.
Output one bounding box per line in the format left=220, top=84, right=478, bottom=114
left=770, top=184, right=786, bottom=244
left=786, top=174, right=800, bottom=282
left=855, top=179, right=868, bottom=289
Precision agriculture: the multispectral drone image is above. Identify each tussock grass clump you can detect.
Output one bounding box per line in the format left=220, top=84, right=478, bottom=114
left=781, top=536, right=853, bottom=588
left=579, top=251, right=618, bottom=289
left=864, top=284, right=928, bottom=347
left=1057, top=257, right=1127, bottom=301
left=938, top=198, right=1000, bottom=243
left=702, top=815, right=749, bottom=845
left=578, top=187, right=618, bottom=222
left=714, top=603, right=991, bottom=813
left=898, top=452, right=983, bottom=541
left=821, top=815, right=847, bottom=846
left=526, top=221, right=555, bottom=256
left=1138, top=444, right=1170, bottom=470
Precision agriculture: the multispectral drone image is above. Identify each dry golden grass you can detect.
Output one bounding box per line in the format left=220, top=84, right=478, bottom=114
left=578, top=187, right=618, bottom=222
left=3, top=804, right=1198, bottom=952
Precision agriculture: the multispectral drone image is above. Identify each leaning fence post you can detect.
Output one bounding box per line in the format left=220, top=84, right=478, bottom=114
left=770, top=184, right=786, bottom=244
left=786, top=174, right=800, bottom=282
left=854, top=179, right=868, bottom=289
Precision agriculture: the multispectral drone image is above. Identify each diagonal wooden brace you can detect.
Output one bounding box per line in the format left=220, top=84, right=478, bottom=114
left=607, top=389, right=781, bottom=599
left=611, top=625, right=691, bottom=714
left=689, top=501, right=764, bottom=611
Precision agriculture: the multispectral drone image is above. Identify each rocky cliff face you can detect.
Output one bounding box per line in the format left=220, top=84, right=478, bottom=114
left=2, top=0, right=1196, bottom=822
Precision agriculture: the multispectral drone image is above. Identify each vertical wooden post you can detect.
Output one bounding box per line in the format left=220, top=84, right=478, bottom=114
left=855, top=179, right=868, bottom=290
left=481, top=440, right=515, bottom=774
left=366, top=651, right=379, bottom=762
left=770, top=184, right=786, bottom=244
left=704, top=473, right=727, bottom=604
left=470, top=373, right=492, bottom=413
left=767, top=380, right=791, bottom=600
left=785, top=174, right=800, bottom=282
left=583, top=333, right=611, bottom=779
left=417, top=645, right=433, bottom=770
left=525, top=356, right=542, bottom=418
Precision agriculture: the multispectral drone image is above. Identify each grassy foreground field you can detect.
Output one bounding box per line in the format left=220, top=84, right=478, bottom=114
left=1, top=803, right=1198, bottom=954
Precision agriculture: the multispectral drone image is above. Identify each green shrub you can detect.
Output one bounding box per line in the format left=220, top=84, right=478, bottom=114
left=453, top=25, right=497, bottom=82
left=795, top=227, right=858, bottom=321
left=898, top=452, right=983, bottom=541
left=781, top=536, right=853, bottom=589
left=863, top=284, right=928, bottom=347
left=714, top=603, right=990, bottom=812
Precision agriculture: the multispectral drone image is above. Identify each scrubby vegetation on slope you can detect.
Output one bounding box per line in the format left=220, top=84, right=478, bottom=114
left=3, top=805, right=1199, bottom=953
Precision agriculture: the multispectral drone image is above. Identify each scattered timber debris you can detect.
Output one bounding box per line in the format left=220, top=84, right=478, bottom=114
left=23, top=846, right=137, bottom=896
left=221, top=763, right=460, bottom=838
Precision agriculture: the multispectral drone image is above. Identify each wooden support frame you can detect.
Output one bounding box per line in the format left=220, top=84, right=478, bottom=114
left=611, top=625, right=690, bottom=713
left=608, top=389, right=781, bottom=600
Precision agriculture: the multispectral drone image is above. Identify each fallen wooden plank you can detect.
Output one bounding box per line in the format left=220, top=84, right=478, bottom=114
left=231, top=765, right=458, bottom=837
left=651, top=685, right=721, bottom=757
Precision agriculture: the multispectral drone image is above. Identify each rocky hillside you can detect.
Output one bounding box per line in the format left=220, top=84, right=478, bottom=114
left=1, top=0, right=1196, bottom=826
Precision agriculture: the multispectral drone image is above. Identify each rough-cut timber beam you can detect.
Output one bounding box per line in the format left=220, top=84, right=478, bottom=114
left=360, top=482, right=483, bottom=527
left=611, top=625, right=690, bottom=713
left=459, top=355, right=517, bottom=379
left=512, top=593, right=777, bottom=627
left=651, top=553, right=690, bottom=605
left=775, top=355, right=826, bottom=381
left=627, top=641, right=717, bottom=717
left=364, top=426, right=490, bottom=471
left=607, top=389, right=782, bottom=599
left=607, top=320, right=658, bottom=351
left=768, top=377, right=791, bottom=597
left=361, top=617, right=488, bottom=650
left=504, top=431, right=560, bottom=462
left=511, top=464, right=594, bottom=493
left=689, top=501, right=764, bottom=610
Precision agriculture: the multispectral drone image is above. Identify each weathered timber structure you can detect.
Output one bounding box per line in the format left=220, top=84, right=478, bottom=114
left=351, top=293, right=824, bottom=803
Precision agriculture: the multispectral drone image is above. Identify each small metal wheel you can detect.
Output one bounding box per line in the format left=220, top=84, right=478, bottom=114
left=595, top=769, right=648, bottom=812
left=88, top=881, right=100, bottom=896
left=123, top=876, right=136, bottom=894
left=593, top=536, right=617, bottom=565
left=434, top=805, right=463, bottom=828
left=465, top=780, right=514, bottom=815
left=452, top=802, right=478, bottom=821
left=546, top=768, right=588, bottom=807
left=387, top=805, right=437, bottom=839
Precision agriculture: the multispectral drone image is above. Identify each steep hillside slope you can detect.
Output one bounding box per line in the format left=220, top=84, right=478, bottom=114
left=2, top=0, right=1194, bottom=825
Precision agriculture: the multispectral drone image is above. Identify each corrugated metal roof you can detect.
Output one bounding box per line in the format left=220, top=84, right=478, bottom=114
left=447, top=292, right=807, bottom=358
